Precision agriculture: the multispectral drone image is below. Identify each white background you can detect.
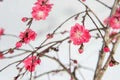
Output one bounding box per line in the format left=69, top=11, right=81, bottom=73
left=0, top=0, right=120, bottom=80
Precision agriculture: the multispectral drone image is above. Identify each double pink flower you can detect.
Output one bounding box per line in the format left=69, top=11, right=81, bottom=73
left=23, top=56, right=41, bottom=72
left=16, top=29, right=37, bottom=48
left=70, top=23, right=91, bottom=45
left=31, top=0, right=53, bottom=20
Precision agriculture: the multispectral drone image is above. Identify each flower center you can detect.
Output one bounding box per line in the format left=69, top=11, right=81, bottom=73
left=114, top=18, right=120, bottom=25
left=75, top=31, right=83, bottom=38
left=37, top=11, right=44, bottom=18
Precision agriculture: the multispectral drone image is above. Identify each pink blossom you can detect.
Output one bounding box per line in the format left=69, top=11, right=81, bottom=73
left=15, top=41, right=22, bottom=48
left=16, top=29, right=37, bottom=48
left=0, top=28, right=4, bottom=37
left=104, top=7, right=120, bottom=29
left=19, top=29, right=37, bottom=44
left=70, top=23, right=91, bottom=45
left=78, top=48, right=83, bottom=54
left=104, top=16, right=120, bottom=29
left=26, top=64, right=36, bottom=72
left=109, top=16, right=120, bottom=29
left=103, top=46, right=110, bottom=52
left=23, top=56, right=41, bottom=72
left=21, top=17, right=28, bottom=22
left=31, top=0, right=53, bottom=20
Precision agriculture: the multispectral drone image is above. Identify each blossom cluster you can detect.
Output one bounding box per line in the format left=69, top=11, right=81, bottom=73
left=31, top=0, right=53, bottom=20
left=15, top=0, right=53, bottom=72
left=104, top=7, right=120, bottom=29
left=102, top=7, right=120, bottom=66
left=23, top=56, right=41, bottom=72
left=16, top=29, right=37, bottom=48
left=103, top=7, right=120, bottom=53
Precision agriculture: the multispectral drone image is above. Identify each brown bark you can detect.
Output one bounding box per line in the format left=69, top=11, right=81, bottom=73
left=93, top=0, right=119, bottom=80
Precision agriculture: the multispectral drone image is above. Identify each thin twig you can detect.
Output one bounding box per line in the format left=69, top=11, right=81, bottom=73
left=96, top=0, right=112, bottom=9
left=34, top=69, right=65, bottom=79
left=0, top=60, right=21, bottom=72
